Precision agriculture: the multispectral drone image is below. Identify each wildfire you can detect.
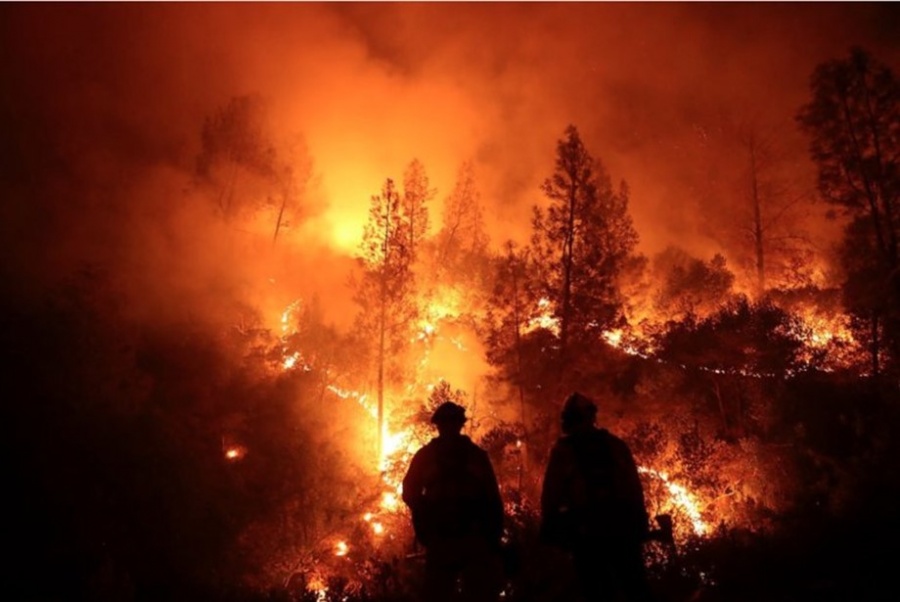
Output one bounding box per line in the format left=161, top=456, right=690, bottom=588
left=334, top=541, right=349, bottom=557
left=282, top=352, right=300, bottom=370
left=224, top=444, right=246, bottom=461
left=790, top=305, right=860, bottom=370
left=279, top=299, right=314, bottom=371
left=525, top=297, right=560, bottom=334
left=381, top=491, right=400, bottom=512
left=305, top=576, right=328, bottom=602
left=639, top=466, right=708, bottom=536
left=272, top=292, right=723, bottom=592
left=281, top=300, right=300, bottom=334
left=603, top=328, right=623, bottom=347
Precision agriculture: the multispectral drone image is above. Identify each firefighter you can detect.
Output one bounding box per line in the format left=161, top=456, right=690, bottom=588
left=402, top=401, right=504, bottom=602
left=540, top=392, right=653, bottom=602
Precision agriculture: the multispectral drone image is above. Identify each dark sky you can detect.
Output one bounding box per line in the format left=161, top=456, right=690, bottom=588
left=2, top=3, right=898, bottom=315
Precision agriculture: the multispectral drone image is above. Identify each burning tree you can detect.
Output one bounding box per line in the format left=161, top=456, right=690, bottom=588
left=651, top=247, right=736, bottom=324
left=797, top=47, right=900, bottom=376
left=353, top=178, right=420, bottom=457
left=401, top=158, right=434, bottom=264
left=433, top=160, right=491, bottom=286
left=531, top=125, right=639, bottom=374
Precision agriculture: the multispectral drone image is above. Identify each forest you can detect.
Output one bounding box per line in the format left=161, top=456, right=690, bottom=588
left=2, top=4, right=899, bottom=602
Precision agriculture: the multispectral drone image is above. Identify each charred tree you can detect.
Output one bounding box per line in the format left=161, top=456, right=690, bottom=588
left=738, top=126, right=813, bottom=296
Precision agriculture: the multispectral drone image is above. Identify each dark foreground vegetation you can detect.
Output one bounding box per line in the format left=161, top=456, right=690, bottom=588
left=3, top=276, right=899, bottom=602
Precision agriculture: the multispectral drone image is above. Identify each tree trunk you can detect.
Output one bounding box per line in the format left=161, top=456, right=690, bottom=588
left=273, top=178, right=290, bottom=245
left=560, top=174, right=578, bottom=365
left=377, top=205, right=391, bottom=463
left=871, top=309, right=880, bottom=379
left=510, top=248, right=528, bottom=487
left=749, top=136, right=766, bottom=297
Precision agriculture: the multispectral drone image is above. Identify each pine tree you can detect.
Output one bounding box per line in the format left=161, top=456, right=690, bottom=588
left=401, top=159, right=434, bottom=264
left=354, top=179, right=417, bottom=457
left=531, top=125, right=639, bottom=363
left=436, top=161, right=490, bottom=279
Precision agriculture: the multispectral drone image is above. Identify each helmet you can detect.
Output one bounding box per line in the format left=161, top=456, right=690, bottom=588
left=431, top=401, right=467, bottom=425
left=561, top=392, right=597, bottom=424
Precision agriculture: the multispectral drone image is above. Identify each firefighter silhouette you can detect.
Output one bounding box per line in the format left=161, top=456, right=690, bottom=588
left=540, top=392, right=654, bottom=602
left=402, top=401, right=504, bottom=602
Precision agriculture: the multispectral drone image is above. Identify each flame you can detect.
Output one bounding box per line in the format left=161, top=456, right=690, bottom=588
left=525, top=297, right=560, bottom=334
left=602, top=328, right=623, bottom=347
left=282, top=352, right=300, bottom=370
left=306, top=575, right=328, bottom=601
left=224, top=445, right=246, bottom=461
left=334, top=541, right=349, bottom=557
left=279, top=299, right=315, bottom=372
left=281, top=300, right=301, bottom=335
left=789, top=305, right=860, bottom=370
left=380, top=491, right=400, bottom=512
left=639, top=466, right=708, bottom=536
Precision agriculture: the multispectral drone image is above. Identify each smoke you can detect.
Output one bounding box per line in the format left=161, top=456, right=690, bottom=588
left=2, top=3, right=899, bottom=323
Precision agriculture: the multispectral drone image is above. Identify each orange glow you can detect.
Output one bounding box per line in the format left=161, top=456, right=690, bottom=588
left=525, top=297, right=560, bottom=334
left=306, top=576, right=328, bottom=602
left=9, top=5, right=887, bottom=598
left=224, top=445, right=246, bottom=461
left=639, top=466, right=709, bottom=536
left=603, top=328, right=623, bottom=347
left=789, top=305, right=860, bottom=369
left=380, top=491, right=400, bottom=512
left=334, top=541, right=349, bottom=557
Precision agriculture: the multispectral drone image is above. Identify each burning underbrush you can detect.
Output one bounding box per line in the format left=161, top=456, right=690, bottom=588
left=247, top=293, right=835, bottom=600
left=4, top=268, right=895, bottom=602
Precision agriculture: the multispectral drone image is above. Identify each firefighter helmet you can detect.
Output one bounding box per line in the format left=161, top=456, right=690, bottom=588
left=561, top=392, right=597, bottom=425
left=431, top=401, right=467, bottom=425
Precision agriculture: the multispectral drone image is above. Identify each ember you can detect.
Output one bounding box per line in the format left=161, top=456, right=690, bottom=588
left=334, top=541, right=349, bottom=557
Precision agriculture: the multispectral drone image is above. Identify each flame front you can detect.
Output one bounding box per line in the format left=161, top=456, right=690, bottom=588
left=639, top=466, right=709, bottom=537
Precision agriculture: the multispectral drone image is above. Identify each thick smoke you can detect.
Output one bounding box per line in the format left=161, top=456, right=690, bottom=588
left=2, top=3, right=899, bottom=322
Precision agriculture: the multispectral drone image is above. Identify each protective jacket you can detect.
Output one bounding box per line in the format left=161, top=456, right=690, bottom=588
left=540, top=427, right=648, bottom=549
left=402, top=434, right=504, bottom=547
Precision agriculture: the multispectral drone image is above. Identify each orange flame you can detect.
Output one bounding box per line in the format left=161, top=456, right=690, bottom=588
left=639, top=466, right=708, bottom=536
left=334, top=541, right=349, bottom=557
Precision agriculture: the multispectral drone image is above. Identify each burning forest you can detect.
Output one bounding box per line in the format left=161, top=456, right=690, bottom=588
left=2, top=3, right=899, bottom=602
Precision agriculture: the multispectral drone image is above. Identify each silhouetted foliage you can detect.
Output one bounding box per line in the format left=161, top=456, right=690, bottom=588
left=531, top=125, right=639, bottom=363
left=797, top=47, right=900, bottom=375
left=434, top=161, right=491, bottom=286
left=652, top=247, right=736, bottom=322
left=657, top=296, right=803, bottom=377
